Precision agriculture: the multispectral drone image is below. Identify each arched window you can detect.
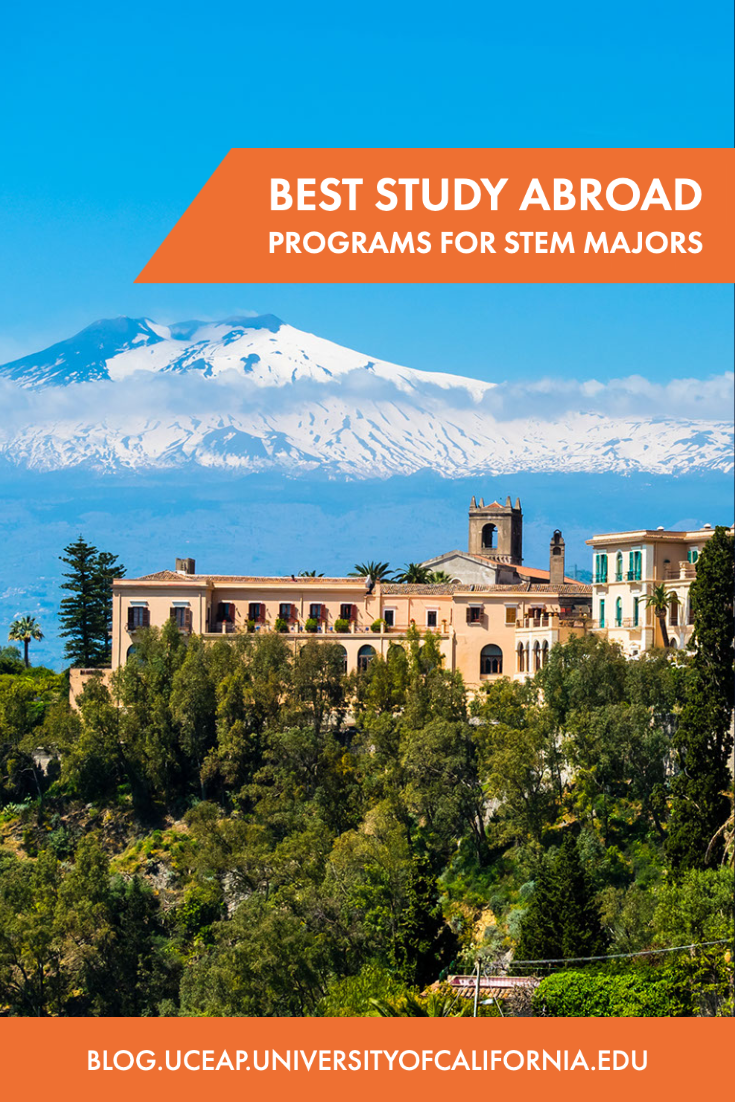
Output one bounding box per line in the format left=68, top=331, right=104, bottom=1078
left=541, top=640, right=549, bottom=667
left=481, top=523, right=497, bottom=550
left=357, top=644, right=376, bottom=671
left=517, top=643, right=525, bottom=673
left=126, top=644, right=138, bottom=661
left=615, top=596, right=623, bottom=627
left=533, top=641, right=541, bottom=672
left=335, top=645, right=348, bottom=674
left=615, top=551, right=623, bottom=581
left=480, top=644, right=503, bottom=676
left=669, top=594, right=679, bottom=626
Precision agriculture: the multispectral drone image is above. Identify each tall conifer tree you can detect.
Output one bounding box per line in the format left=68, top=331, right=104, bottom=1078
left=59, top=537, right=126, bottom=667
left=515, top=834, right=606, bottom=965
left=667, top=526, right=734, bottom=870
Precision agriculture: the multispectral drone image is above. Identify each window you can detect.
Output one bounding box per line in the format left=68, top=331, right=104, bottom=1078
left=279, top=602, right=295, bottom=622
left=480, top=644, right=503, bottom=676
left=336, top=645, right=348, bottom=674
left=599, top=599, right=605, bottom=628
left=669, top=594, right=679, bottom=626
left=594, top=554, right=608, bottom=583
left=615, top=597, right=623, bottom=627
left=340, top=603, right=356, bottom=622
left=517, top=643, right=525, bottom=673
left=687, top=598, right=694, bottom=625
left=481, top=523, right=496, bottom=550
left=170, top=606, right=193, bottom=632
left=357, top=644, right=376, bottom=671
left=426, top=609, right=438, bottom=629
left=466, top=605, right=483, bottom=624
left=505, top=606, right=517, bottom=626
left=248, top=602, right=264, bottom=622
left=615, top=552, right=623, bottom=581
left=309, top=603, right=323, bottom=621
left=383, top=608, right=396, bottom=628
left=687, top=548, right=699, bottom=564
left=633, top=597, right=639, bottom=627
left=533, top=641, right=541, bottom=672
left=628, top=550, right=642, bottom=581
left=127, top=606, right=150, bottom=630
left=216, top=602, right=236, bottom=623
left=542, top=640, right=549, bottom=667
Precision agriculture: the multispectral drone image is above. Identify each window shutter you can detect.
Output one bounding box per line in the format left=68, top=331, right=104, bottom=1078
left=127, top=608, right=135, bottom=630
left=185, top=608, right=193, bottom=632
left=143, top=608, right=150, bottom=628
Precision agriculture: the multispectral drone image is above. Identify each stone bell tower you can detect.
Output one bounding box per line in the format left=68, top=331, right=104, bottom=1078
left=468, top=495, right=523, bottom=565
left=549, top=529, right=565, bottom=586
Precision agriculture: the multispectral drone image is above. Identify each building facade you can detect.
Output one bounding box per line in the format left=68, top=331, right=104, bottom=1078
left=585, top=525, right=721, bottom=655
left=108, top=563, right=591, bottom=689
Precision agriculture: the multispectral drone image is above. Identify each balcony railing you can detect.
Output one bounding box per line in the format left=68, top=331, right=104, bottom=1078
left=664, top=562, right=696, bottom=580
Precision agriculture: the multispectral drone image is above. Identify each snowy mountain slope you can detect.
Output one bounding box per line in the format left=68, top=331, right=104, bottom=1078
left=0, top=315, right=732, bottom=478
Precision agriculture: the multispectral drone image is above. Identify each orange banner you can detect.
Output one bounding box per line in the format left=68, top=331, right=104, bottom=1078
left=136, top=148, right=735, bottom=283
left=1, top=1017, right=732, bottom=1101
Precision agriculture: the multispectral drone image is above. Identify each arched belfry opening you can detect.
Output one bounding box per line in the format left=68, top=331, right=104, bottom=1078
left=468, top=495, right=523, bottom=565
left=481, top=523, right=497, bottom=550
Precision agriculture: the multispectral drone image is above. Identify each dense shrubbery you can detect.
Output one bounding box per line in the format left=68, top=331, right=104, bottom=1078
left=0, top=529, right=731, bottom=1016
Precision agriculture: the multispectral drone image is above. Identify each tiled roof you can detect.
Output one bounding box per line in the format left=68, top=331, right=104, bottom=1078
left=382, top=581, right=591, bottom=596
left=120, top=572, right=363, bottom=585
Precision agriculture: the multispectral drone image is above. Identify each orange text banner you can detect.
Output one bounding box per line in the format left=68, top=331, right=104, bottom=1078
left=136, top=148, right=735, bottom=283
left=0, top=1017, right=732, bottom=1102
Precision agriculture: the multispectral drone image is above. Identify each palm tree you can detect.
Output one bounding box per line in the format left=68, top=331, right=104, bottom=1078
left=394, top=562, right=432, bottom=584
left=8, top=616, right=44, bottom=668
left=428, top=570, right=453, bottom=584
left=298, top=570, right=324, bottom=577
left=349, top=561, right=393, bottom=583
left=644, top=584, right=675, bottom=648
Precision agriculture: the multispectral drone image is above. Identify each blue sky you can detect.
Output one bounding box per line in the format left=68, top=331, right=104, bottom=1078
left=0, top=0, right=732, bottom=382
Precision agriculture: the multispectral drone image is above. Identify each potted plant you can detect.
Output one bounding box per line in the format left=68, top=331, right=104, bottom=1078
left=274, top=617, right=289, bottom=633
left=334, top=617, right=350, bottom=633
left=305, top=617, right=318, bottom=633
left=371, top=618, right=387, bottom=633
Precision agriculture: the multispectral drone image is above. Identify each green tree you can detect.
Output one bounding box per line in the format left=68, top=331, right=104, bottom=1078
left=667, top=527, right=734, bottom=871
left=7, top=617, right=44, bottom=668
left=59, top=537, right=126, bottom=667
left=394, top=563, right=432, bottom=584
left=515, top=834, right=607, bottom=965
left=349, top=561, right=393, bottom=583
left=644, top=584, right=676, bottom=649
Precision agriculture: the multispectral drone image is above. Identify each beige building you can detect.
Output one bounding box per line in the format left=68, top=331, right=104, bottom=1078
left=108, top=566, right=590, bottom=688
left=100, top=500, right=592, bottom=691
left=585, top=524, right=721, bottom=655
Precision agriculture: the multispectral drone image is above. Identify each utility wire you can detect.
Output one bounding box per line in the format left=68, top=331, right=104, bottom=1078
left=494, top=939, right=730, bottom=969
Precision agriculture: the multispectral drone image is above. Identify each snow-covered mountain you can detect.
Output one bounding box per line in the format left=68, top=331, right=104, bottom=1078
left=0, top=315, right=732, bottom=478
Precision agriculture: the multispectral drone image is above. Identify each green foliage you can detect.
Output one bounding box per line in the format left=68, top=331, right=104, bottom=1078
left=533, top=967, right=691, bottom=1017
left=515, top=834, right=607, bottom=964
left=304, top=617, right=318, bottom=633
left=349, top=562, right=393, bottom=583
left=58, top=537, right=126, bottom=667
left=7, top=617, right=44, bottom=668
left=668, top=527, right=734, bottom=871
left=334, top=618, right=350, bottom=633
left=274, top=617, right=289, bottom=633
left=371, top=618, right=386, bottom=633
left=1, top=572, right=731, bottom=1018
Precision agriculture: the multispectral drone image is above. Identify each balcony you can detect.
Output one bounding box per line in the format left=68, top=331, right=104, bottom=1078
left=664, top=562, right=696, bottom=580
